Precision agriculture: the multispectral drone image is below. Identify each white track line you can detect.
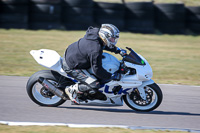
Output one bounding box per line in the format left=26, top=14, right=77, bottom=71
left=0, top=121, right=200, bottom=133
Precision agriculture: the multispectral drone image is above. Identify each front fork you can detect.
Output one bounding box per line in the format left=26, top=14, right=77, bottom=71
left=137, top=79, right=154, bottom=100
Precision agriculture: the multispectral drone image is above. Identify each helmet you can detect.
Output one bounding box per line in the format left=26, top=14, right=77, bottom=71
left=99, top=24, right=120, bottom=49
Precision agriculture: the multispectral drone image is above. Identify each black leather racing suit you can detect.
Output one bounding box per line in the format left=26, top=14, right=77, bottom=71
left=62, top=26, right=120, bottom=93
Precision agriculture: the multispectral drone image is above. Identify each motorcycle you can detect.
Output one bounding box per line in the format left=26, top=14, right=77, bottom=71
left=26, top=47, right=163, bottom=112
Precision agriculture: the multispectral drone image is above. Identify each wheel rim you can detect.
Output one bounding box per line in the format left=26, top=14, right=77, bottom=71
left=32, top=80, right=62, bottom=105
left=126, top=86, right=158, bottom=110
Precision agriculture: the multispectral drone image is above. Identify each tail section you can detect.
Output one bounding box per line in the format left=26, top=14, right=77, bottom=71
left=30, top=49, right=66, bottom=76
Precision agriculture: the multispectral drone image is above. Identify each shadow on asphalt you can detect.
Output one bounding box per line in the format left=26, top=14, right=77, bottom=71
left=56, top=106, right=200, bottom=116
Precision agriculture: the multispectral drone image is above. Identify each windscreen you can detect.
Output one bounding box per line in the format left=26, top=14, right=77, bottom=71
left=123, top=47, right=146, bottom=65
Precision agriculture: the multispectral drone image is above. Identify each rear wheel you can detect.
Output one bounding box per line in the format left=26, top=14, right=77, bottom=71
left=26, top=70, right=74, bottom=107
left=123, top=83, right=163, bottom=112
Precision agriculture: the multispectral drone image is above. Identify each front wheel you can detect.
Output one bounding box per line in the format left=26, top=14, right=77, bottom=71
left=123, top=83, right=163, bottom=112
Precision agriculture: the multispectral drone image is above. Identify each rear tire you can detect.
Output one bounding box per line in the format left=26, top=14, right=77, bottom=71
left=26, top=70, right=74, bottom=107
left=123, top=83, right=163, bottom=112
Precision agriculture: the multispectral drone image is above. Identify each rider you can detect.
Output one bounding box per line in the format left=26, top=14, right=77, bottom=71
left=62, top=24, right=126, bottom=104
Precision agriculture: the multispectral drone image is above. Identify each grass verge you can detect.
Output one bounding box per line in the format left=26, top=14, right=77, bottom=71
left=0, top=125, right=189, bottom=133
left=94, top=0, right=200, bottom=6
left=0, top=29, right=199, bottom=85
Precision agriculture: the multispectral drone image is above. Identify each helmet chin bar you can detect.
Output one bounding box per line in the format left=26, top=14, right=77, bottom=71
left=99, top=33, right=117, bottom=49
left=107, top=43, right=115, bottom=49
left=100, top=37, right=116, bottom=49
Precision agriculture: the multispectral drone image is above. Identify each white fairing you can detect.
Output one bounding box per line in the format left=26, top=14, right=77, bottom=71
left=30, top=49, right=67, bottom=76
left=124, top=54, right=153, bottom=81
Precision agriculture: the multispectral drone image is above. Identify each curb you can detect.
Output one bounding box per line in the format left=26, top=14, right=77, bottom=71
left=0, top=121, right=200, bottom=133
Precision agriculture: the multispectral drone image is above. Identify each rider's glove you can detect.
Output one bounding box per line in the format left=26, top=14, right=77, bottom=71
left=111, top=72, right=121, bottom=81
left=116, top=47, right=127, bottom=56
left=120, top=49, right=127, bottom=56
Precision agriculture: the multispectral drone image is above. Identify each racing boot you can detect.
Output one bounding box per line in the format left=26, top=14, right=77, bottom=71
left=65, top=84, right=80, bottom=105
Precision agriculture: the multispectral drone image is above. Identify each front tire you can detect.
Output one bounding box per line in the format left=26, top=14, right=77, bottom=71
left=123, top=83, right=163, bottom=112
left=26, top=70, right=74, bottom=107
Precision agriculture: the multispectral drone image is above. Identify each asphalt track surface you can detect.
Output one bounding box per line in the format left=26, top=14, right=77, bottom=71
left=0, top=76, right=200, bottom=131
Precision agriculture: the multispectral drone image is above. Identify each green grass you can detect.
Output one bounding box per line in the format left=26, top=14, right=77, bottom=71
left=0, top=125, right=189, bottom=133
left=0, top=29, right=200, bottom=86
left=94, top=0, right=200, bottom=6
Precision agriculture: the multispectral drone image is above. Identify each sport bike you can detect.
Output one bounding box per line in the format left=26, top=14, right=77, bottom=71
left=27, top=47, right=163, bottom=112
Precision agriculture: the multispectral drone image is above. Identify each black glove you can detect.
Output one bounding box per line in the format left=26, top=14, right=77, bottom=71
left=120, top=49, right=127, bottom=56
left=111, top=72, right=121, bottom=81
left=116, top=47, right=127, bottom=56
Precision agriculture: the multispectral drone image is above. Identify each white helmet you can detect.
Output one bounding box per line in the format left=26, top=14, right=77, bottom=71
left=99, top=24, right=120, bottom=49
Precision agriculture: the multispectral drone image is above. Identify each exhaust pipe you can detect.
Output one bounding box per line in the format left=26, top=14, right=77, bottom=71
left=38, top=77, right=67, bottom=100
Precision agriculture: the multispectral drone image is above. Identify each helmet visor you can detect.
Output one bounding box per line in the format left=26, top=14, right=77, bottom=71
left=108, top=36, right=119, bottom=45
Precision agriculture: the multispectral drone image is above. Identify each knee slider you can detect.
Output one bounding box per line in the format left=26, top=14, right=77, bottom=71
left=90, top=81, right=100, bottom=89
